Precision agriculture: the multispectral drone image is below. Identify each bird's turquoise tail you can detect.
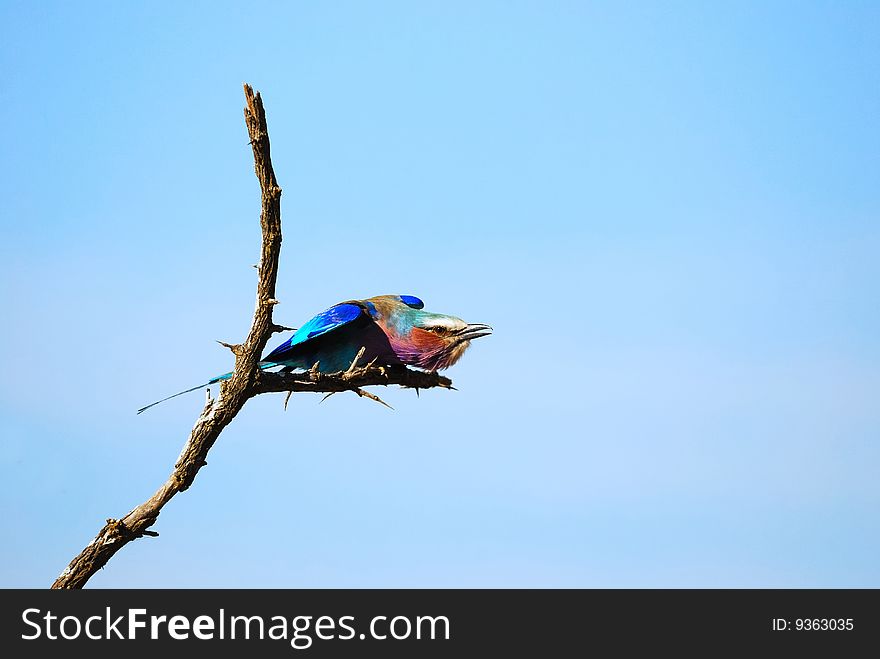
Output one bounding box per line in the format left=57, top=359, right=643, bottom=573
left=136, top=372, right=233, bottom=415
left=136, top=360, right=290, bottom=415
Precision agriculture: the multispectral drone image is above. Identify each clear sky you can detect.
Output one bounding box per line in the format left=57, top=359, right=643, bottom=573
left=1, top=1, right=878, bottom=587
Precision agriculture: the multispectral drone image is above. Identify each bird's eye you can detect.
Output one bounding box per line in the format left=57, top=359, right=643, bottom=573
left=424, top=326, right=447, bottom=334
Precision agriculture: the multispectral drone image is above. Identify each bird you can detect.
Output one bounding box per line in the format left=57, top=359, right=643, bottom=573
left=137, top=294, right=492, bottom=413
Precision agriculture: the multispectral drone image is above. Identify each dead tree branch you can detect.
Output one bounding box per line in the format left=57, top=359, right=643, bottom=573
left=51, top=84, right=451, bottom=589
left=255, top=365, right=453, bottom=409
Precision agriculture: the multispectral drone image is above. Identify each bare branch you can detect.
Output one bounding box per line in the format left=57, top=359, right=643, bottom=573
left=51, top=84, right=283, bottom=589
left=253, top=365, right=452, bottom=396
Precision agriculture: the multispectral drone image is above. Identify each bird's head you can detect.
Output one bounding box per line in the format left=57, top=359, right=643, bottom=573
left=366, top=295, right=492, bottom=371
left=409, top=312, right=493, bottom=370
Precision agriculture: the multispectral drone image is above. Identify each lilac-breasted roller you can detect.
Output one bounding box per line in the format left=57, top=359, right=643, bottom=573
left=137, top=294, right=492, bottom=413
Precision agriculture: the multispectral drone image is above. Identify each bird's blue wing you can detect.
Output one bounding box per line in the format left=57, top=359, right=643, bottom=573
left=262, top=302, right=365, bottom=363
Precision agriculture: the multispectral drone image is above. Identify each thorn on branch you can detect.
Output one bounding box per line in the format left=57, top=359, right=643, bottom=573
left=283, top=391, right=293, bottom=410
left=346, top=347, right=367, bottom=375
left=271, top=323, right=296, bottom=334
left=320, top=392, right=336, bottom=404
left=217, top=340, right=241, bottom=355
left=353, top=387, right=394, bottom=410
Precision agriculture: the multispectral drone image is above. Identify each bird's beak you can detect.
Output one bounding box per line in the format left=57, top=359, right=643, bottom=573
left=455, top=323, right=493, bottom=341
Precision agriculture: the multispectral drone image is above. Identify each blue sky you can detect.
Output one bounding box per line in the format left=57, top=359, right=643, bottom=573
left=1, top=1, right=878, bottom=587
